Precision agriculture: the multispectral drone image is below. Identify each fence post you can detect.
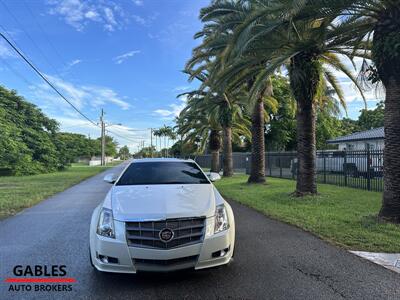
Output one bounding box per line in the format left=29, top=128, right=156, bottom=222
left=268, top=154, right=272, bottom=176
left=367, top=145, right=371, bottom=191
left=323, top=150, right=326, bottom=184
left=344, top=150, right=347, bottom=187
left=279, top=155, right=282, bottom=178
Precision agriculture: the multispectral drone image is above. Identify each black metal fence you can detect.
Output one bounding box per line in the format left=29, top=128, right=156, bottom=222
left=194, top=150, right=384, bottom=192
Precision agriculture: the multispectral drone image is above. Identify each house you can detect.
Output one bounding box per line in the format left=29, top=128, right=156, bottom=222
left=327, top=127, right=384, bottom=150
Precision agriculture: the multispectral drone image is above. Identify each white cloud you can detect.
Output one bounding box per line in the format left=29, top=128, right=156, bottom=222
left=84, top=86, right=131, bottom=110
left=133, top=0, right=143, bottom=6
left=47, top=0, right=126, bottom=32
left=113, top=50, right=141, bottom=64
left=132, top=12, right=159, bottom=26
left=173, top=86, right=190, bottom=92
left=84, top=10, right=99, bottom=21
left=327, top=56, right=384, bottom=112
left=29, top=75, right=131, bottom=116
left=68, top=59, right=82, bottom=67
left=103, top=7, right=117, bottom=31
left=57, top=117, right=149, bottom=152
left=153, top=96, right=187, bottom=119
left=132, top=15, right=146, bottom=25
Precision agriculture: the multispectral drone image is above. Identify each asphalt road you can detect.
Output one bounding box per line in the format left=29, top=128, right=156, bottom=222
left=1, top=163, right=399, bottom=300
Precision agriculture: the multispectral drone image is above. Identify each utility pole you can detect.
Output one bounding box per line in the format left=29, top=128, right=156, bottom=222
left=100, top=109, right=106, bottom=166
left=150, top=128, right=153, bottom=158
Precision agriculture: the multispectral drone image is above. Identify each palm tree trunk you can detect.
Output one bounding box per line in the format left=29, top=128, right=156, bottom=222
left=222, top=126, right=233, bottom=177
left=248, top=96, right=266, bottom=183
left=211, top=151, right=220, bottom=173
left=295, top=97, right=317, bottom=195
left=289, top=53, right=320, bottom=196
left=373, top=9, right=400, bottom=222
left=209, top=129, right=221, bottom=173
left=378, top=79, right=400, bottom=223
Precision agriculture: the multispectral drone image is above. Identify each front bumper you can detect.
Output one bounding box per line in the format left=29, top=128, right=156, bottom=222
left=90, top=218, right=235, bottom=273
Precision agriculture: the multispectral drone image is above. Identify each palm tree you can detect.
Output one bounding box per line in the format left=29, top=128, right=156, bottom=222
left=153, top=128, right=168, bottom=157
left=177, top=83, right=250, bottom=176
left=176, top=99, right=222, bottom=172
left=207, top=0, right=365, bottom=195
left=317, top=0, right=400, bottom=222
left=190, top=1, right=276, bottom=183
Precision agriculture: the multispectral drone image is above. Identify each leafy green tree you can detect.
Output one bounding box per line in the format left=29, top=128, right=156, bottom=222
left=340, top=118, right=361, bottom=136
left=0, top=86, right=63, bottom=175
left=136, top=146, right=156, bottom=158
left=93, top=135, right=118, bottom=157
left=55, top=132, right=95, bottom=165
left=357, top=101, right=384, bottom=131
left=170, top=139, right=200, bottom=158
left=265, top=76, right=297, bottom=151
left=118, top=146, right=130, bottom=160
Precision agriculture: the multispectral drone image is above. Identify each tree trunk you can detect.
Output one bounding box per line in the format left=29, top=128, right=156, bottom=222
left=289, top=53, right=320, bottom=196
left=379, top=78, right=400, bottom=223
left=222, top=126, right=233, bottom=177
left=373, top=8, right=400, bottom=223
left=295, top=97, right=317, bottom=195
left=248, top=96, right=266, bottom=183
left=211, top=151, right=220, bottom=173
left=209, top=129, right=221, bottom=173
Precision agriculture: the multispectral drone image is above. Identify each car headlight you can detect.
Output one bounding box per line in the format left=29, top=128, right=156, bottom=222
left=97, top=208, right=115, bottom=238
left=214, top=204, right=229, bottom=234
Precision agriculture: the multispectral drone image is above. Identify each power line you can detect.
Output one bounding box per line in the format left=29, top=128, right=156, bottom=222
left=106, top=128, right=140, bottom=144
left=0, top=19, right=147, bottom=145
left=0, top=31, right=98, bottom=127
left=1, top=0, right=61, bottom=77
left=22, top=0, right=69, bottom=68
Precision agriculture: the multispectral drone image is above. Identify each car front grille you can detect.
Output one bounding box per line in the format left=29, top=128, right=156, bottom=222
left=125, top=217, right=206, bottom=249
left=133, top=255, right=199, bottom=271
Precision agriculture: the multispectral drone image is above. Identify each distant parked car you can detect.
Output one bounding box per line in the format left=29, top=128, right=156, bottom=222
left=89, top=158, right=235, bottom=273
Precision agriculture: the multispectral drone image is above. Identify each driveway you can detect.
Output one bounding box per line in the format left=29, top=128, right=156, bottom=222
left=1, top=163, right=399, bottom=299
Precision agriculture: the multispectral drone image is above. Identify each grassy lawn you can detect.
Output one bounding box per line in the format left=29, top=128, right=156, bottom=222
left=0, top=164, right=120, bottom=219
left=214, top=174, right=400, bottom=253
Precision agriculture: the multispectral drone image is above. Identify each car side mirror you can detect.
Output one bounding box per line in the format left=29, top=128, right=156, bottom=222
left=103, top=173, right=116, bottom=184
left=208, top=172, right=221, bottom=182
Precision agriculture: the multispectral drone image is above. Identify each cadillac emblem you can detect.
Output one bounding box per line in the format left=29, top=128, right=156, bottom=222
left=159, top=228, right=174, bottom=242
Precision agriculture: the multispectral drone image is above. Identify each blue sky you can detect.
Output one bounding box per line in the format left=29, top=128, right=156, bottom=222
left=0, top=0, right=381, bottom=152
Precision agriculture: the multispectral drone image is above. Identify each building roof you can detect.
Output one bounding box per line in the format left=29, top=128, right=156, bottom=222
left=327, top=127, right=384, bottom=144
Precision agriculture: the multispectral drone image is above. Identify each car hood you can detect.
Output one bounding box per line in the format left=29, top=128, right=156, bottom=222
left=111, top=184, right=216, bottom=221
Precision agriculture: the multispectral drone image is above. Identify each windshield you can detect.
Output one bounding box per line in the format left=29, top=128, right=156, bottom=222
left=116, top=162, right=210, bottom=185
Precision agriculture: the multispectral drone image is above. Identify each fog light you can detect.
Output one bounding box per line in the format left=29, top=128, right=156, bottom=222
left=98, top=254, right=119, bottom=264
left=99, top=255, right=109, bottom=263
left=212, top=247, right=230, bottom=258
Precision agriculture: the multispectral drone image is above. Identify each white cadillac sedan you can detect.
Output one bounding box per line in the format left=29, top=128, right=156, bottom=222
left=89, top=158, right=235, bottom=273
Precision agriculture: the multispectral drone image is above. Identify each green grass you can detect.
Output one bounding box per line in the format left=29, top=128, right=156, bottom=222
left=215, top=174, right=400, bottom=253
left=0, top=164, right=118, bottom=219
